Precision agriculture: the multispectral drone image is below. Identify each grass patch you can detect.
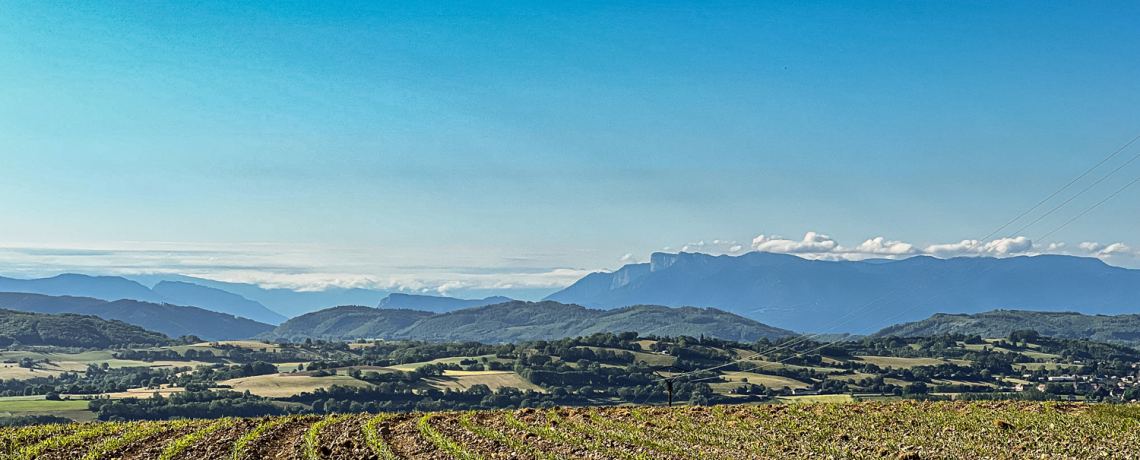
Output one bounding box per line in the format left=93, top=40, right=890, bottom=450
left=0, top=400, right=90, bottom=412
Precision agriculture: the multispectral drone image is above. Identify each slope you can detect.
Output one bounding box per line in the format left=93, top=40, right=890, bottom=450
left=257, top=306, right=435, bottom=342
left=257, top=300, right=798, bottom=343
left=0, top=292, right=274, bottom=341
left=871, top=310, right=1140, bottom=347
left=0, top=307, right=170, bottom=348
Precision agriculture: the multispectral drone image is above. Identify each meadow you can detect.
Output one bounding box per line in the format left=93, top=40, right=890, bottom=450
left=2, top=401, right=1137, bottom=459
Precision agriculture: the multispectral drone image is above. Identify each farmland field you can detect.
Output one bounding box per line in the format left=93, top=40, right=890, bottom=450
left=2, top=401, right=1137, bottom=459
left=852, top=356, right=972, bottom=368
left=219, top=374, right=376, bottom=398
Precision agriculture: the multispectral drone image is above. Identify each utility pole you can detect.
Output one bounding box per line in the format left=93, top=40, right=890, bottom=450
left=652, top=366, right=690, bottom=407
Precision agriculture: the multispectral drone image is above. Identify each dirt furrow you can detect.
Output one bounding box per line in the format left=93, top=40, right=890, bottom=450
left=242, top=415, right=321, bottom=460
left=170, top=418, right=261, bottom=460
left=519, top=407, right=689, bottom=460
left=311, top=414, right=378, bottom=460
left=109, top=422, right=211, bottom=460
left=431, top=412, right=538, bottom=460
left=464, top=410, right=595, bottom=460
left=586, top=406, right=762, bottom=459
left=385, top=413, right=454, bottom=460
left=35, top=432, right=120, bottom=460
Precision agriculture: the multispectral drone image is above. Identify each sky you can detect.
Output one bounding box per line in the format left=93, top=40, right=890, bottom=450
left=2, top=1, right=1140, bottom=299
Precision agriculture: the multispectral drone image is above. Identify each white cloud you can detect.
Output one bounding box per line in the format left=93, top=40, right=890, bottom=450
left=728, top=232, right=1140, bottom=266
left=751, top=232, right=839, bottom=254
left=1079, top=242, right=1103, bottom=252
left=681, top=239, right=745, bottom=254
left=1075, top=241, right=1133, bottom=257
left=852, top=237, right=917, bottom=256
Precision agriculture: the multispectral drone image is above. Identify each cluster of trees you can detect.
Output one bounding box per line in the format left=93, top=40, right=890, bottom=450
left=89, top=389, right=285, bottom=421
left=111, top=346, right=305, bottom=364
left=0, top=364, right=186, bottom=397
left=0, top=360, right=285, bottom=399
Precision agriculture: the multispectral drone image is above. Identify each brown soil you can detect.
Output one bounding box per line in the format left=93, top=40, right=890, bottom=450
left=241, top=415, right=320, bottom=460
left=170, top=418, right=261, bottom=460
left=6, top=401, right=1113, bottom=459
left=432, top=412, right=538, bottom=460
left=311, top=415, right=377, bottom=460
left=385, top=413, right=456, bottom=460
left=468, top=410, right=605, bottom=460
left=114, top=423, right=211, bottom=460
left=35, top=432, right=119, bottom=460
left=518, top=407, right=690, bottom=460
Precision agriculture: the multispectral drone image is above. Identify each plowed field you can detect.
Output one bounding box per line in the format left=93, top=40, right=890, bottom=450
left=2, top=401, right=1137, bottom=459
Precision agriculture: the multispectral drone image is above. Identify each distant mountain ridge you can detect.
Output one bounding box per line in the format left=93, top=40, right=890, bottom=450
left=870, top=310, right=1140, bottom=347
left=0, top=274, right=168, bottom=304
left=152, top=281, right=287, bottom=324
left=0, top=274, right=288, bottom=323
left=377, top=293, right=513, bottom=313
left=0, top=292, right=274, bottom=341
left=257, top=300, right=798, bottom=343
left=127, top=274, right=389, bottom=318
left=545, top=252, right=1140, bottom=333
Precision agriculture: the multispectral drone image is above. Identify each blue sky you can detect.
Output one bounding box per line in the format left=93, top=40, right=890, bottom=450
left=2, top=1, right=1140, bottom=298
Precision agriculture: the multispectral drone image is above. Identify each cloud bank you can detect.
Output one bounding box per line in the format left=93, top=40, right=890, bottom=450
left=3, top=233, right=1139, bottom=297
left=0, top=242, right=593, bottom=299
left=734, top=232, right=1137, bottom=265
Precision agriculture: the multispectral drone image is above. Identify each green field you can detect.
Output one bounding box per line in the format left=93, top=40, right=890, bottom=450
left=0, top=399, right=90, bottom=412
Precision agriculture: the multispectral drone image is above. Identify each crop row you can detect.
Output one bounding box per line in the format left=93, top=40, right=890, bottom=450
left=0, top=401, right=1136, bottom=459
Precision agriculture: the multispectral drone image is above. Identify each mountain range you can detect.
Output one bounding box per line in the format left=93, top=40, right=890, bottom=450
left=126, top=274, right=390, bottom=318
left=257, top=300, right=797, bottom=343
left=0, top=274, right=287, bottom=324
left=5, top=252, right=1140, bottom=338
left=545, top=252, right=1140, bottom=333
left=0, top=292, right=274, bottom=341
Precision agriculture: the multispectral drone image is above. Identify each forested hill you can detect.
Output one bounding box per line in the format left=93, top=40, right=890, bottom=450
left=258, top=300, right=798, bottom=343
left=257, top=306, right=434, bottom=342
left=0, top=308, right=170, bottom=348
left=0, top=292, right=274, bottom=341
left=870, top=310, right=1140, bottom=347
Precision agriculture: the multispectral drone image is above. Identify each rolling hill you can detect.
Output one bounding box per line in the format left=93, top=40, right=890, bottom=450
left=0, top=308, right=170, bottom=348
left=255, top=306, right=435, bottom=342
left=0, top=292, right=274, bottom=341
left=257, top=300, right=798, bottom=343
left=870, top=310, right=1140, bottom=347
left=545, top=252, right=1140, bottom=333
left=376, top=293, right=513, bottom=313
